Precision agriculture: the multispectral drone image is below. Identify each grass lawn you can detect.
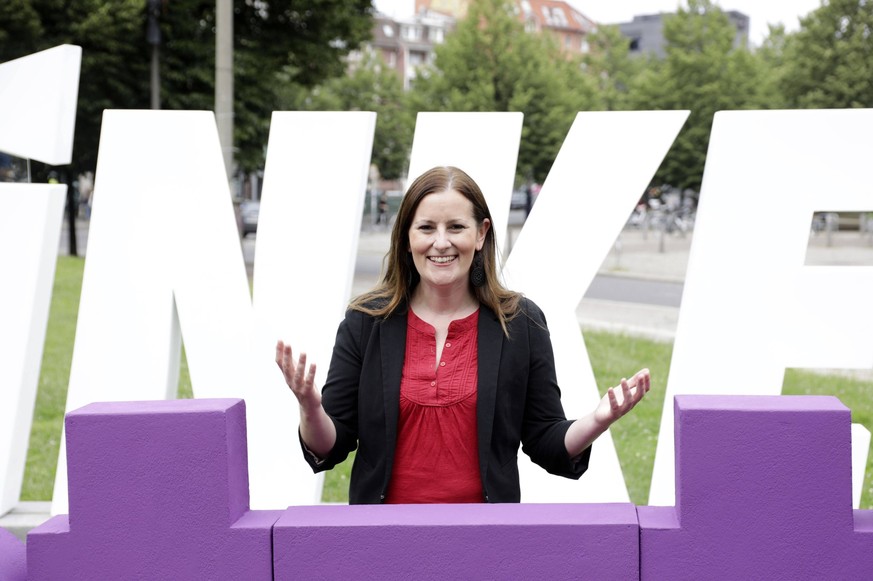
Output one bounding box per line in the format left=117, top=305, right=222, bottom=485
left=22, top=256, right=873, bottom=509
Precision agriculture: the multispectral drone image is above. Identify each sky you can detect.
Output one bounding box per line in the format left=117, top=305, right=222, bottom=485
left=373, top=0, right=825, bottom=46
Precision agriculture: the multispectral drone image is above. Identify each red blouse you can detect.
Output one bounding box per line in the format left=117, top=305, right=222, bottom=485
left=385, top=308, right=483, bottom=503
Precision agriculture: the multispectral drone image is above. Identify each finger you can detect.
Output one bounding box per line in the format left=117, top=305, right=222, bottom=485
left=632, top=380, right=646, bottom=404
left=639, top=369, right=651, bottom=392
left=620, top=378, right=632, bottom=408
left=294, top=353, right=308, bottom=387
left=306, top=363, right=317, bottom=387
left=276, top=341, right=294, bottom=377
left=607, top=386, right=619, bottom=411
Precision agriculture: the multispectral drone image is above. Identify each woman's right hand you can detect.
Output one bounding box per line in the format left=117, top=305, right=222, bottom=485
left=275, top=340, right=319, bottom=408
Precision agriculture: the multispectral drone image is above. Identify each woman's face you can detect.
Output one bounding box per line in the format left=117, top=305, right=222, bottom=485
left=408, top=189, right=490, bottom=294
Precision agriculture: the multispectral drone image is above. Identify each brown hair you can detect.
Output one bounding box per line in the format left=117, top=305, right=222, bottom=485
left=350, top=166, right=522, bottom=335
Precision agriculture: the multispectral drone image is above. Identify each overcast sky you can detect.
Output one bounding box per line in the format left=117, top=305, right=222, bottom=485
left=373, top=0, right=825, bottom=46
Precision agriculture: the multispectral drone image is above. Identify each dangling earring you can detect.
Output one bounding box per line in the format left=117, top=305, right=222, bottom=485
left=470, top=250, right=486, bottom=288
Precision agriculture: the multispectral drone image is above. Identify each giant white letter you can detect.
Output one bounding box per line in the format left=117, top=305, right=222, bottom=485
left=503, top=111, right=688, bottom=502
left=0, top=44, right=80, bottom=515
left=52, top=110, right=378, bottom=512
left=650, top=109, right=873, bottom=507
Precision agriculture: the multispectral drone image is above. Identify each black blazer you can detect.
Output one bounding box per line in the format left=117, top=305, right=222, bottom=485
left=301, top=297, right=590, bottom=503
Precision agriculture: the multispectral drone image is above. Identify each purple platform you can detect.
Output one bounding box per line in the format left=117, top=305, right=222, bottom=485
left=639, top=395, right=873, bottom=580
left=26, top=399, right=281, bottom=580
left=7, top=394, right=870, bottom=579
left=0, top=527, right=26, bottom=581
left=274, top=503, right=638, bottom=580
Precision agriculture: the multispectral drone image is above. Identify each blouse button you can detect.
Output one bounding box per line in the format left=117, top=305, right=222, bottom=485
left=439, top=361, right=446, bottom=367
left=430, top=381, right=436, bottom=387
left=445, top=342, right=451, bottom=348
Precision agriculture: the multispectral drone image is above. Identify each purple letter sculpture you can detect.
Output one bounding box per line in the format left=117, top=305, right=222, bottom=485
left=639, top=395, right=873, bottom=580
left=0, top=527, right=26, bottom=581
left=274, top=503, right=639, bottom=580
left=27, top=399, right=281, bottom=580
left=20, top=394, right=872, bottom=579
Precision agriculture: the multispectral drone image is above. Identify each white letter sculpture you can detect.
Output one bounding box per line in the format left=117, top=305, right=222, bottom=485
left=51, top=110, right=377, bottom=512
left=0, top=45, right=81, bottom=165
left=503, top=111, right=688, bottom=502
left=650, top=109, right=873, bottom=508
left=0, top=44, right=80, bottom=516
left=406, top=112, right=524, bottom=238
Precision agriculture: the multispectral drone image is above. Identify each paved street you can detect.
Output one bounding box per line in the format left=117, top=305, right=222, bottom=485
left=57, top=215, right=873, bottom=342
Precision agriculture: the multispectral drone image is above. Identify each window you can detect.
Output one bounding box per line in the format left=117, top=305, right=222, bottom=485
left=545, top=7, right=568, bottom=27
left=409, top=50, right=426, bottom=66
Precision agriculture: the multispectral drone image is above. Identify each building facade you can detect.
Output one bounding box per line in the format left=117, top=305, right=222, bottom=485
left=619, top=10, right=750, bottom=58
left=364, top=10, right=456, bottom=90
left=362, top=0, right=597, bottom=89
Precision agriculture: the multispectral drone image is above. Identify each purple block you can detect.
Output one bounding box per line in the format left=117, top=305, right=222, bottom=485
left=27, top=399, right=281, bottom=580
left=274, top=503, right=638, bottom=580
left=639, top=395, right=873, bottom=580
left=0, top=527, right=26, bottom=581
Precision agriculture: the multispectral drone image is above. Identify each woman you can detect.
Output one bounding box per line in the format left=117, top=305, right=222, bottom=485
left=276, top=166, right=650, bottom=503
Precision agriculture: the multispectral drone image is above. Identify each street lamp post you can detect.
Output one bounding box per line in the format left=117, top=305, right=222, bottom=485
left=147, top=0, right=162, bottom=110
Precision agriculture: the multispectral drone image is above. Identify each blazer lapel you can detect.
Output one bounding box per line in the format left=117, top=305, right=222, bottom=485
left=379, top=311, right=407, bottom=481
left=477, top=306, right=503, bottom=488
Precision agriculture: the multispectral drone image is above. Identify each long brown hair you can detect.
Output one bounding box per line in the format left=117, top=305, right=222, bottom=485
left=350, top=166, right=522, bottom=335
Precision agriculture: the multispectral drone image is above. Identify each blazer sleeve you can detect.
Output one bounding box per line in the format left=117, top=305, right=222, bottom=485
left=519, top=299, right=591, bottom=479
left=299, top=308, right=368, bottom=472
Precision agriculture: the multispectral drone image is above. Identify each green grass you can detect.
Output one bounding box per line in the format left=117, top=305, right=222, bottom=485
left=22, top=257, right=873, bottom=509
left=20, top=257, right=192, bottom=500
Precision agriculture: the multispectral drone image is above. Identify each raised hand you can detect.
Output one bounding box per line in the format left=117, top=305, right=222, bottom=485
left=275, top=340, right=319, bottom=408
left=594, top=368, right=651, bottom=427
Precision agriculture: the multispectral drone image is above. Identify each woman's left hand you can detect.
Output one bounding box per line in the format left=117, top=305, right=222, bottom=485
left=594, top=368, right=651, bottom=428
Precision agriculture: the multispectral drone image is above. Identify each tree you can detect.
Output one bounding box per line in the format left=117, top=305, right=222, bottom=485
left=286, top=49, right=414, bottom=180
left=0, top=0, right=375, bottom=177
left=749, top=24, right=791, bottom=110
left=629, top=0, right=762, bottom=191
left=409, top=0, right=597, bottom=183
left=0, top=0, right=151, bottom=177
left=159, top=0, right=375, bottom=173
left=781, top=0, right=873, bottom=109
left=580, top=24, right=645, bottom=111
left=0, top=0, right=43, bottom=58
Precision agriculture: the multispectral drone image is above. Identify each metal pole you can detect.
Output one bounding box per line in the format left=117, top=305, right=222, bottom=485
left=151, top=45, right=160, bottom=110
left=147, top=0, right=162, bottom=110
left=215, top=0, right=234, bottom=185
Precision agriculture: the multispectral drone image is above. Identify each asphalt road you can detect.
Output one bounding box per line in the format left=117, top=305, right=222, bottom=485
left=60, top=219, right=683, bottom=309
left=584, top=274, right=683, bottom=308
left=354, top=253, right=684, bottom=308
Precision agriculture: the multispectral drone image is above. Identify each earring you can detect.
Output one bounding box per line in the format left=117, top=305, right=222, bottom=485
left=470, top=251, right=486, bottom=288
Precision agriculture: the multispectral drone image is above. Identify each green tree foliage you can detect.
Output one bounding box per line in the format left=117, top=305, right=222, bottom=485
left=0, top=0, right=374, bottom=176
left=0, top=0, right=150, bottom=178
left=750, top=24, right=791, bottom=110
left=629, top=0, right=762, bottom=191
left=781, top=0, right=873, bottom=108
left=159, top=0, right=374, bottom=173
left=581, top=24, right=644, bottom=111
left=0, top=0, right=43, bottom=57
left=409, top=0, right=597, bottom=183
left=285, top=49, right=414, bottom=180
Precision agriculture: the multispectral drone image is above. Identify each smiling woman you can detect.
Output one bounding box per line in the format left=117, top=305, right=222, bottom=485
left=274, top=166, right=651, bottom=505
left=408, top=188, right=489, bottom=298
